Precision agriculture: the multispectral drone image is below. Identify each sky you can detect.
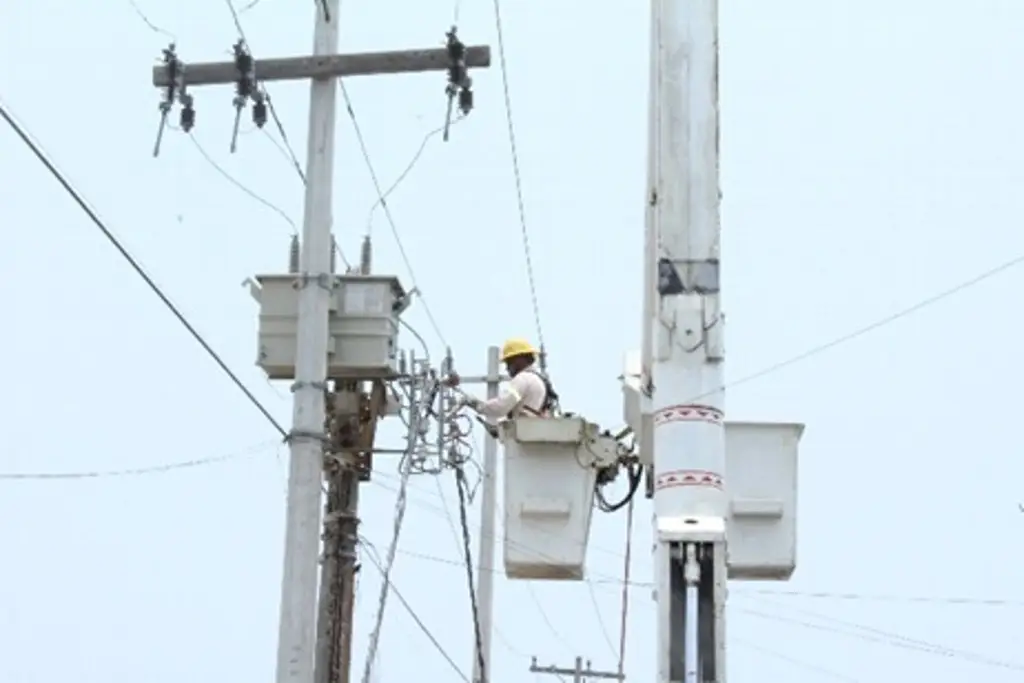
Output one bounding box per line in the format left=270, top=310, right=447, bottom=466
left=2, top=0, right=1024, bottom=682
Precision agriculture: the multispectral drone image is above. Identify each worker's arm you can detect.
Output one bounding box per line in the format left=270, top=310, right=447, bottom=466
left=471, top=374, right=531, bottom=419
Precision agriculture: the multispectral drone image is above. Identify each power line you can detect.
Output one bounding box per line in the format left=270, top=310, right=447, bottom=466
left=189, top=132, right=298, bottom=233
left=454, top=464, right=489, bottom=683
left=337, top=83, right=450, bottom=348
left=128, top=0, right=176, bottom=41
left=491, top=0, right=546, bottom=365
left=363, top=117, right=464, bottom=238
left=586, top=580, right=617, bottom=659
left=372, top=472, right=578, bottom=650
left=369, top=520, right=1024, bottom=609
left=0, top=96, right=288, bottom=439
left=360, top=419, right=417, bottom=683
left=360, top=542, right=470, bottom=683
left=371, top=474, right=532, bottom=662
left=615, top=496, right=635, bottom=678
left=524, top=586, right=574, bottom=649
left=739, top=589, right=1024, bottom=607
left=0, top=441, right=278, bottom=480
left=238, top=0, right=269, bottom=12
left=740, top=606, right=1024, bottom=672
left=733, top=637, right=861, bottom=683
left=718, top=251, right=1024, bottom=397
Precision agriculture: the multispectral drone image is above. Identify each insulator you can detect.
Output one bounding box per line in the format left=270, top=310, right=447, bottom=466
left=252, top=98, right=268, bottom=128
left=289, top=234, right=300, bottom=273
left=446, top=27, right=465, bottom=61
left=359, top=235, right=372, bottom=274
left=180, top=104, right=195, bottom=132
left=459, top=88, right=473, bottom=115
left=232, top=42, right=255, bottom=99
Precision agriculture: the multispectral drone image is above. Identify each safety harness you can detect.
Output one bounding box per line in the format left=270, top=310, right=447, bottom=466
left=508, top=367, right=559, bottom=418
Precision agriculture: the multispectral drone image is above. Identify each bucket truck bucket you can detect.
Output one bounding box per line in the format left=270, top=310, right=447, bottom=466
left=724, top=421, right=803, bottom=580
left=500, top=416, right=620, bottom=581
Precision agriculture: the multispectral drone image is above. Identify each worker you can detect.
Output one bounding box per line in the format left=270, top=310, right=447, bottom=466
left=446, top=338, right=559, bottom=421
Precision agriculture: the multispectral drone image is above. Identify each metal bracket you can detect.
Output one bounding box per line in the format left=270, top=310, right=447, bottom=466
left=291, top=380, right=328, bottom=392
left=295, top=272, right=335, bottom=291
left=285, top=428, right=328, bottom=444
left=657, top=257, right=720, bottom=295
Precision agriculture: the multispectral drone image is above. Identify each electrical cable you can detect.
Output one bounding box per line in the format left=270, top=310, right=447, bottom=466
left=732, top=637, right=861, bottom=683
left=701, top=251, right=1024, bottom=402
left=365, top=485, right=1024, bottom=609
left=337, top=84, right=449, bottom=349
left=360, top=541, right=471, bottom=683
left=127, top=0, right=176, bottom=41
left=454, top=463, right=489, bottom=683
left=376, top=462, right=576, bottom=651
left=525, top=576, right=574, bottom=651
left=359, top=379, right=427, bottom=683
left=238, top=0, right=268, bottom=12
left=587, top=580, right=618, bottom=661
left=491, top=0, right=547, bottom=368
left=739, top=589, right=1024, bottom=607
left=0, top=97, right=288, bottom=439
left=189, top=133, right=298, bottom=234
left=595, top=457, right=643, bottom=513
left=372, top=501, right=1022, bottom=675
left=741, top=606, right=1024, bottom=671
left=363, top=117, right=464, bottom=238
left=748, top=595, right=1024, bottom=667
left=615, top=495, right=635, bottom=679
left=0, top=441, right=278, bottom=480
left=433, top=475, right=464, bottom=554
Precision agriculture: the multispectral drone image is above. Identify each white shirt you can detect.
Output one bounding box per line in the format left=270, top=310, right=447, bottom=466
left=475, top=366, right=548, bottom=420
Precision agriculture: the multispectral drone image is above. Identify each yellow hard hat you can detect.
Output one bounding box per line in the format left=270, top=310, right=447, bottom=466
left=500, top=338, right=538, bottom=361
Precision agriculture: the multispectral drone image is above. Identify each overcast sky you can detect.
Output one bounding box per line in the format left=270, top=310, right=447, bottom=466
left=3, top=1, right=1024, bottom=682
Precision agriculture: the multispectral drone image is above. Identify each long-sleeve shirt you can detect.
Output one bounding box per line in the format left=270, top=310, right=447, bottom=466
left=475, top=367, right=548, bottom=420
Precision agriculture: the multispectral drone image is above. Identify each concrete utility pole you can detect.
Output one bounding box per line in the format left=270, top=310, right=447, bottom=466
left=150, top=6, right=490, bottom=683
left=280, top=5, right=341, bottom=682
left=530, top=656, right=625, bottom=683
left=647, top=2, right=728, bottom=681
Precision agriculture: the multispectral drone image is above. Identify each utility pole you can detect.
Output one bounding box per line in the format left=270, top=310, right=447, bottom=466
left=150, top=5, right=490, bottom=683
left=530, top=656, right=625, bottom=683
left=281, top=6, right=342, bottom=683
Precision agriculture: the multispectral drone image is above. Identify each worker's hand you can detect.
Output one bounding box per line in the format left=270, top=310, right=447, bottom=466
left=443, top=372, right=461, bottom=388
left=459, top=395, right=482, bottom=412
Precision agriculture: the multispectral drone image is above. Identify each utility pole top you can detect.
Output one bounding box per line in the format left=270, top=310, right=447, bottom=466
left=530, top=656, right=625, bottom=683
left=153, top=45, right=491, bottom=87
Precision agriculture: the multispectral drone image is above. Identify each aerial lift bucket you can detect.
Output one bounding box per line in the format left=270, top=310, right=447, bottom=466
left=500, top=416, right=619, bottom=581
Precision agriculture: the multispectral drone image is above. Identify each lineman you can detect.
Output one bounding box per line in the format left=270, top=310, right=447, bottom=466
left=447, top=338, right=559, bottom=420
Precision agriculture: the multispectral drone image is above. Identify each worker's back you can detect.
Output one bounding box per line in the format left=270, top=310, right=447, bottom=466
left=507, top=366, right=549, bottom=416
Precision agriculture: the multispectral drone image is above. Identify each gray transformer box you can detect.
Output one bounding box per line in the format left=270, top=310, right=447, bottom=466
left=253, top=273, right=408, bottom=380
